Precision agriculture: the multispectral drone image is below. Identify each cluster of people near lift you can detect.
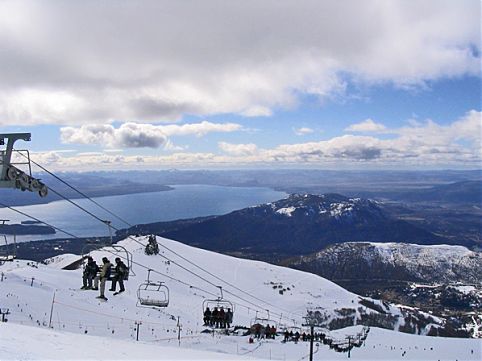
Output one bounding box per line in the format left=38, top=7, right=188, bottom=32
left=250, top=323, right=277, bottom=340
left=81, top=256, right=128, bottom=301
left=203, top=307, right=233, bottom=328
left=282, top=330, right=326, bottom=343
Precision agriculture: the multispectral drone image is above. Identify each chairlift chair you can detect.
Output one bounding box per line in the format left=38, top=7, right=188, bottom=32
left=250, top=309, right=278, bottom=328
left=137, top=269, right=169, bottom=308
left=202, top=286, right=235, bottom=314
left=0, top=133, right=48, bottom=197
left=81, top=239, right=134, bottom=279
left=0, top=220, right=16, bottom=265
left=202, top=286, right=235, bottom=329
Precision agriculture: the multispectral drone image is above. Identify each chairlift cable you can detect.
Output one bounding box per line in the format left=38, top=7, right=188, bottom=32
left=0, top=201, right=217, bottom=299
left=5, top=158, right=305, bottom=321
left=15, top=151, right=132, bottom=226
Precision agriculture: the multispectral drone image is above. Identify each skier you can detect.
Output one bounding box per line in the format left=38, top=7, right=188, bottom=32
left=203, top=307, right=211, bottom=326
left=95, top=257, right=111, bottom=301
left=81, top=257, right=99, bottom=290
left=110, top=257, right=127, bottom=295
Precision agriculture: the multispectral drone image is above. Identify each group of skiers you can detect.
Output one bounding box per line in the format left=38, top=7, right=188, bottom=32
left=282, top=330, right=326, bottom=343
left=250, top=323, right=277, bottom=340
left=203, top=306, right=233, bottom=328
left=81, top=256, right=128, bottom=301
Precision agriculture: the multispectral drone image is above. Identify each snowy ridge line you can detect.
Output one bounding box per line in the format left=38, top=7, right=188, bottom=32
left=158, top=238, right=301, bottom=318
left=1, top=202, right=303, bottom=325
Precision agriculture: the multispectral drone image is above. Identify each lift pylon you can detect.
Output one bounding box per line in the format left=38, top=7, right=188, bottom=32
left=0, top=133, right=48, bottom=197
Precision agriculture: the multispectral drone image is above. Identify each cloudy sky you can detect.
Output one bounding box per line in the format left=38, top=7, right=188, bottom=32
left=1, top=0, right=480, bottom=171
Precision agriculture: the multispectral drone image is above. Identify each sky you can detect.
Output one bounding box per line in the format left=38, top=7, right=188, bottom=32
left=0, top=0, right=481, bottom=171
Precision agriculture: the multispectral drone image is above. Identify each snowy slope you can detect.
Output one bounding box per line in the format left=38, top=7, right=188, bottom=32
left=0, top=322, right=258, bottom=360
left=290, top=242, right=482, bottom=284
left=0, top=236, right=481, bottom=360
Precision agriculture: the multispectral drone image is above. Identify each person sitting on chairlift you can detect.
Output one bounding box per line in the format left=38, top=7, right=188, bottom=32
left=203, top=307, right=211, bottom=326
left=225, top=308, right=233, bottom=328
left=212, top=307, right=219, bottom=327
left=219, top=307, right=226, bottom=328
left=81, top=256, right=99, bottom=290
left=110, top=257, right=127, bottom=294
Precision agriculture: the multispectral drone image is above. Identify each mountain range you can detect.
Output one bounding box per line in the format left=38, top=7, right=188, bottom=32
left=121, top=193, right=450, bottom=261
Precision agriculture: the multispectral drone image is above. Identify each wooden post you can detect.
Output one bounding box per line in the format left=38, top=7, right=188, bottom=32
left=309, top=325, right=314, bottom=361
left=348, top=335, right=352, bottom=358
left=135, top=321, right=142, bottom=341
left=177, top=316, right=181, bottom=346
left=48, top=292, right=55, bottom=328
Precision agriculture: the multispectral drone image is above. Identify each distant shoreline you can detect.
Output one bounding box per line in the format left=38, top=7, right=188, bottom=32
left=0, top=184, right=174, bottom=208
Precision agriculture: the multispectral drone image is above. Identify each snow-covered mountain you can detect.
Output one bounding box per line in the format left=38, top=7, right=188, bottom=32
left=287, top=242, right=482, bottom=284
left=123, top=194, right=447, bottom=260
left=1, top=236, right=480, bottom=360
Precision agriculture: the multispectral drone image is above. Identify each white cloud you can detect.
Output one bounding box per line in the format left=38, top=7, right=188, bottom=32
left=160, top=121, right=242, bottom=137
left=60, top=121, right=241, bottom=148
left=218, top=142, right=258, bottom=156
left=0, top=1, right=479, bottom=126
left=345, top=119, right=387, bottom=132
left=294, top=127, right=315, bottom=136
left=30, top=110, right=482, bottom=170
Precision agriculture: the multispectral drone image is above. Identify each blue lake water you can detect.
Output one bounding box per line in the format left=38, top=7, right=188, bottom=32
left=1, top=185, right=287, bottom=243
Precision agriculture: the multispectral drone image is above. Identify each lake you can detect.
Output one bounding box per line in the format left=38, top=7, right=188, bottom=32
left=0, top=185, right=287, bottom=243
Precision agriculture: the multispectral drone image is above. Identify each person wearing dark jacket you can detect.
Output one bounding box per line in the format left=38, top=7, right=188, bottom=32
left=96, top=257, right=111, bottom=301
left=81, top=257, right=99, bottom=290
left=203, top=307, right=211, bottom=326
left=211, top=307, right=219, bottom=327
left=109, top=257, right=127, bottom=294
left=225, top=308, right=233, bottom=328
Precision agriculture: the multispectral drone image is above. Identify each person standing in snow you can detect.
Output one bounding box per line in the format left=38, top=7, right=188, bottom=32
left=109, top=257, right=127, bottom=294
left=81, top=256, right=99, bottom=290
left=96, top=257, right=111, bottom=301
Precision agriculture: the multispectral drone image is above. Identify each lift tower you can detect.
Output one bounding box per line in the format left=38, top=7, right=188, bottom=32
left=0, top=133, right=48, bottom=197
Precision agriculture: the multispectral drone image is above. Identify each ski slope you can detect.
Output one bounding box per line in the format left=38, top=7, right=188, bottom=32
left=0, top=236, right=481, bottom=360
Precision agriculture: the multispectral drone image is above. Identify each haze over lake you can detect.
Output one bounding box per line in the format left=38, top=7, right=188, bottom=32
left=1, top=185, right=287, bottom=243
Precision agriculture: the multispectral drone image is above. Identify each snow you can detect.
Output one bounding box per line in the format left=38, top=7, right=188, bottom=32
left=42, top=254, right=81, bottom=269
left=1, top=236, right=481, bottom=360
left=275, top=207, right=296, bottom=216
left=0, top=322, right=258, bottom=360
left=451, top=285, right=476, bottom=294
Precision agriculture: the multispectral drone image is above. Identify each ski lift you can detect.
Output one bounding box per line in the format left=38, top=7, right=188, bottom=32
left=0, top=133, right=48, bottom=197
left=81, top=220, right=134, bottom=278
left=281, top=319, right=303, bottom=333
left=0, top=220, right=16, bottom=265
left=250, top=309, right=278, bottom=328
left=137, top=269, right=169, bottom=308
left=202, top=286, right=235, bottom=317
left=81, top=239, right=134, bottom=279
